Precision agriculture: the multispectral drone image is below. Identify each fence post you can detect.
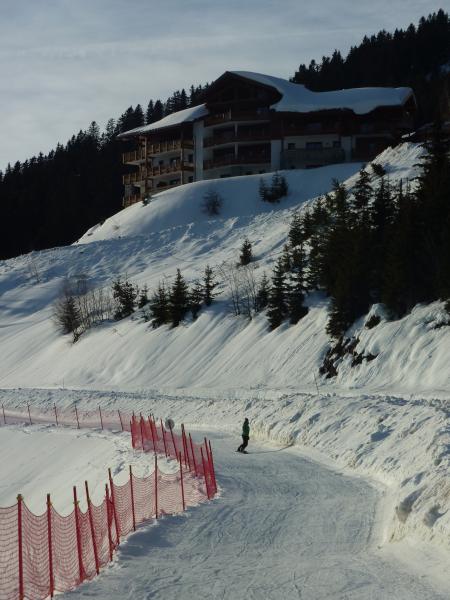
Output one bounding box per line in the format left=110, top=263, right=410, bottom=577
left=208, top=440, right=217, bottom=494
left=130, top=421, right=134, bottom=449
left=108, top=469, right=120, bottom=544
left=17, top=494, right=24, bottom=600
left=189, top=433, right=198, bottom=476
left=200, top=447, right=211, bottom=500
left=181, top=424, right=188, bottom=468
left=139, top=415, right=145, bottom=451
left=74, top=405, right=80, bottom=429
left=118, top=410, right=124, bottom=431
left=148, top=416, right=156, bottom=453
left=98, top=406, right=104, bottom=430
left=2, top=403, right=5, bottom=425
left=160, top=419, right=168, bottom=457
left=105, top=484, right=114, bottom=561
left=46, top=494, right=54, bottom=598
left=178, top=452, right=186, bottom=512
left=169, top=424, right=178, bottom=458
left=129, top=466, right=136, bottom=531
left=54, top=404, right=58, bottom=427
left=73, top=486, right=84, bottom=583
left=85, top=481, right=100, bottom=575
left=154, top=454, right=158, bottom=519
left=27, top=403, right=32, bottom=425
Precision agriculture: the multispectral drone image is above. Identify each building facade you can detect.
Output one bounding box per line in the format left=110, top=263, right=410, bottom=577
left=119, top=71, right=416, bottom=206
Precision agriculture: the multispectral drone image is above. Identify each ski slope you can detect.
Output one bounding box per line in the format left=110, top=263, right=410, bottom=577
left=0, top=143, right=449, bottom=593
left=63, top=430, right=446, bottom=599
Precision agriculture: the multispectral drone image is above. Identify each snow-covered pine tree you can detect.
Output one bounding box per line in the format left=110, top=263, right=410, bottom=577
left=267, top=258, right=288, bottom=329
left=239, top=238, right=253, bottom=266
left=137, top=284, right=149, bottom=309
left=288, top=213, right=304, bottom=248
left=112, top=277, right=138, bottom=320
left=287, top=246, right=308, bottom=324
left=190, top=280, right=203, bottom=320
left=255, top=272, right=270, bottom=312
left=169, top=269, right=189, bottom=327
left=203, top=265, right=219, bottom=306
left=149, top=282, right=169, bottom=327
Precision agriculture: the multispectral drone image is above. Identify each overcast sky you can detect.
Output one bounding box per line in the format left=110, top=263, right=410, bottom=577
left=0, top=1, right=445, bottom=170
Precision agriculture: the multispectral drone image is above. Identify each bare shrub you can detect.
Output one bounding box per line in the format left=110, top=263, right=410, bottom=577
left=201, top=189, right=223, bottom=216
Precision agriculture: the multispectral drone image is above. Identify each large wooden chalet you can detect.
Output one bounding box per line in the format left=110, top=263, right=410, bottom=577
left=118, top=71, right=416, bottom=206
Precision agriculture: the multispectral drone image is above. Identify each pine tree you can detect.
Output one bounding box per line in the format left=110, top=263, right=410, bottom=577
left=255, top=272, right=270, bottom=311
left=280, top=244, right=292, bottom=274
left=112, top=277, right=137, bottom=320
left=145, top=100, right=154, bottom=124
left=149, top=282, right=169, bottom=327
left=267, top=258, right=288, bottom=329
left=137, top=284, right=149, bottom=309
left=203, top=265, right=219, bottom=306
left=288, top=213, right=304, bottom=248
left=287, top=246, right=308, bottom=324
left=53, top=291, right=82, bottom=342
left=352, top=168, right=372, bottom=220
left=190, top=280, right=203, bottom=320
left=169, top=269, right=189, bottom=326
left=239, top=238, right=253, bottom=265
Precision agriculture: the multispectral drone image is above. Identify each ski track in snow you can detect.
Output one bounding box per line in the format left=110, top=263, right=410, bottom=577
left=66, top=431, right=445, bottom=600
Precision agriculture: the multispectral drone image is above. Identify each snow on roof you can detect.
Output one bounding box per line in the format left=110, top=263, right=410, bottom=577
left=118, top=103, right=209, bottom=138
left=230, top=71, right=414, bottom=115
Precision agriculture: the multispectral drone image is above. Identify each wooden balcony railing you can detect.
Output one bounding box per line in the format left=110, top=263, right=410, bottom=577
left=203, top=132, right=270, bottom=147
left=148, top=140, right=194, bottom=155
left=204, top=110, right=270, bottom=127
left=123, top=171, right=144, bottom=185
left=203, top=155, right=270, bottom=170
left=150, top=161, right=194, bottom=177
left=122, top=149, right=146, bottom=164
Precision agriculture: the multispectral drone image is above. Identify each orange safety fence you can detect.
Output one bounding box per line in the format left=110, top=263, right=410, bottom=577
left=0, top=406, right=217, bottom=600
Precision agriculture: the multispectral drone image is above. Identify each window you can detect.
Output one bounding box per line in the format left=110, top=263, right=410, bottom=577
left=305, top=142, right=323, bottom=149
left=188, top=153, right=194, bottom=162
left=287, top=142, right=296, bottom=150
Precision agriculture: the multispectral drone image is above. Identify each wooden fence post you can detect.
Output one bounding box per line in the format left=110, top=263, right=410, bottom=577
left=200, top=447, right=211, bottom=500
left=98, top=406, right=104, bottom=430
left=139, top=415, right=145, bottom=451
left=2, top=403, right=5, bottom=425
left=208, top=440, right=217, bottom=494
left=27, top=403, right=32, bottom=425
left=74, top=405, right=80, bottom=429
left=189, top=433, right=198, bottom=476
left=73, top=486, right=84, bottom=583
left=85, top=481, right=100, bottom=575
left=178, top=452, right=186, bottom=511
left=47, top=494, right=54, bottom=597
left=169, top=425, right=178, bottom=458
left=105, top=484, right=114, bottom=561
left=129, top=466, right=136, bottom=531
left=154, top=454, right=158, bottom=519
left=148, top=416, right=156, bottom=453
left=17, top=494, right=24, bottom=600
left=160, top=419, right=168, bottom=456
left=54, top=404, right=58, bottom=427
left=118, top=410, right=124, bottom=431
left=108, top=469, right=120, bottom=544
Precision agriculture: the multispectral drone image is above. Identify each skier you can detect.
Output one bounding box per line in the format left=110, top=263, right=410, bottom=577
left=237, top=418, right=250, bottom=453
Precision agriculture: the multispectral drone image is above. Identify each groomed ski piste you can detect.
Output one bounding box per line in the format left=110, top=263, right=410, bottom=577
left=0, top=142, right=449, bottom=598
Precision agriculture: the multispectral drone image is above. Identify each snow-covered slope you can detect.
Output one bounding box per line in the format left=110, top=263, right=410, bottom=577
left=1, top=142, right=450, bottom=564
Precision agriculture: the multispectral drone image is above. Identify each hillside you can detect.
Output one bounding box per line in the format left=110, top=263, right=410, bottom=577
left=1, top=142, right=448, bottom=396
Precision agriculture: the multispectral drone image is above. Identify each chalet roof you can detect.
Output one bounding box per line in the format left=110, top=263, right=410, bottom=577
left=229, top=71, right=415, bottom=115
left=117, top=103, right=208, bottom=139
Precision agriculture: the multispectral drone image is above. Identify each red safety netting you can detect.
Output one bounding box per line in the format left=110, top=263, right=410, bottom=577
left=0, top=408, right=217, bottom=600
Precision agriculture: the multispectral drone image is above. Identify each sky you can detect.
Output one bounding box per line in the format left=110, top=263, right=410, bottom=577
left=0, top=0, right=446, bottom=171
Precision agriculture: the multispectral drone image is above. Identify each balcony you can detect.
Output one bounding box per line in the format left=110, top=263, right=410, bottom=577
left=122, top=171, right=144, bottom=185
left=281, top=147, right=345, bottom=168
left=204, top=110, right=270, bottom=127
left=148, top=140, right=193, bottom=155
left=203, top=131, right=271, bottom=148
left=151, top=161, right=194, bottom=177
left=122, top=149, right=146, bottom=164
left=204, top=155, right=270, bottom=170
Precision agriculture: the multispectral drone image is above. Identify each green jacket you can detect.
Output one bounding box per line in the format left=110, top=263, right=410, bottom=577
left=242, top=421, right=250, bottom=437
